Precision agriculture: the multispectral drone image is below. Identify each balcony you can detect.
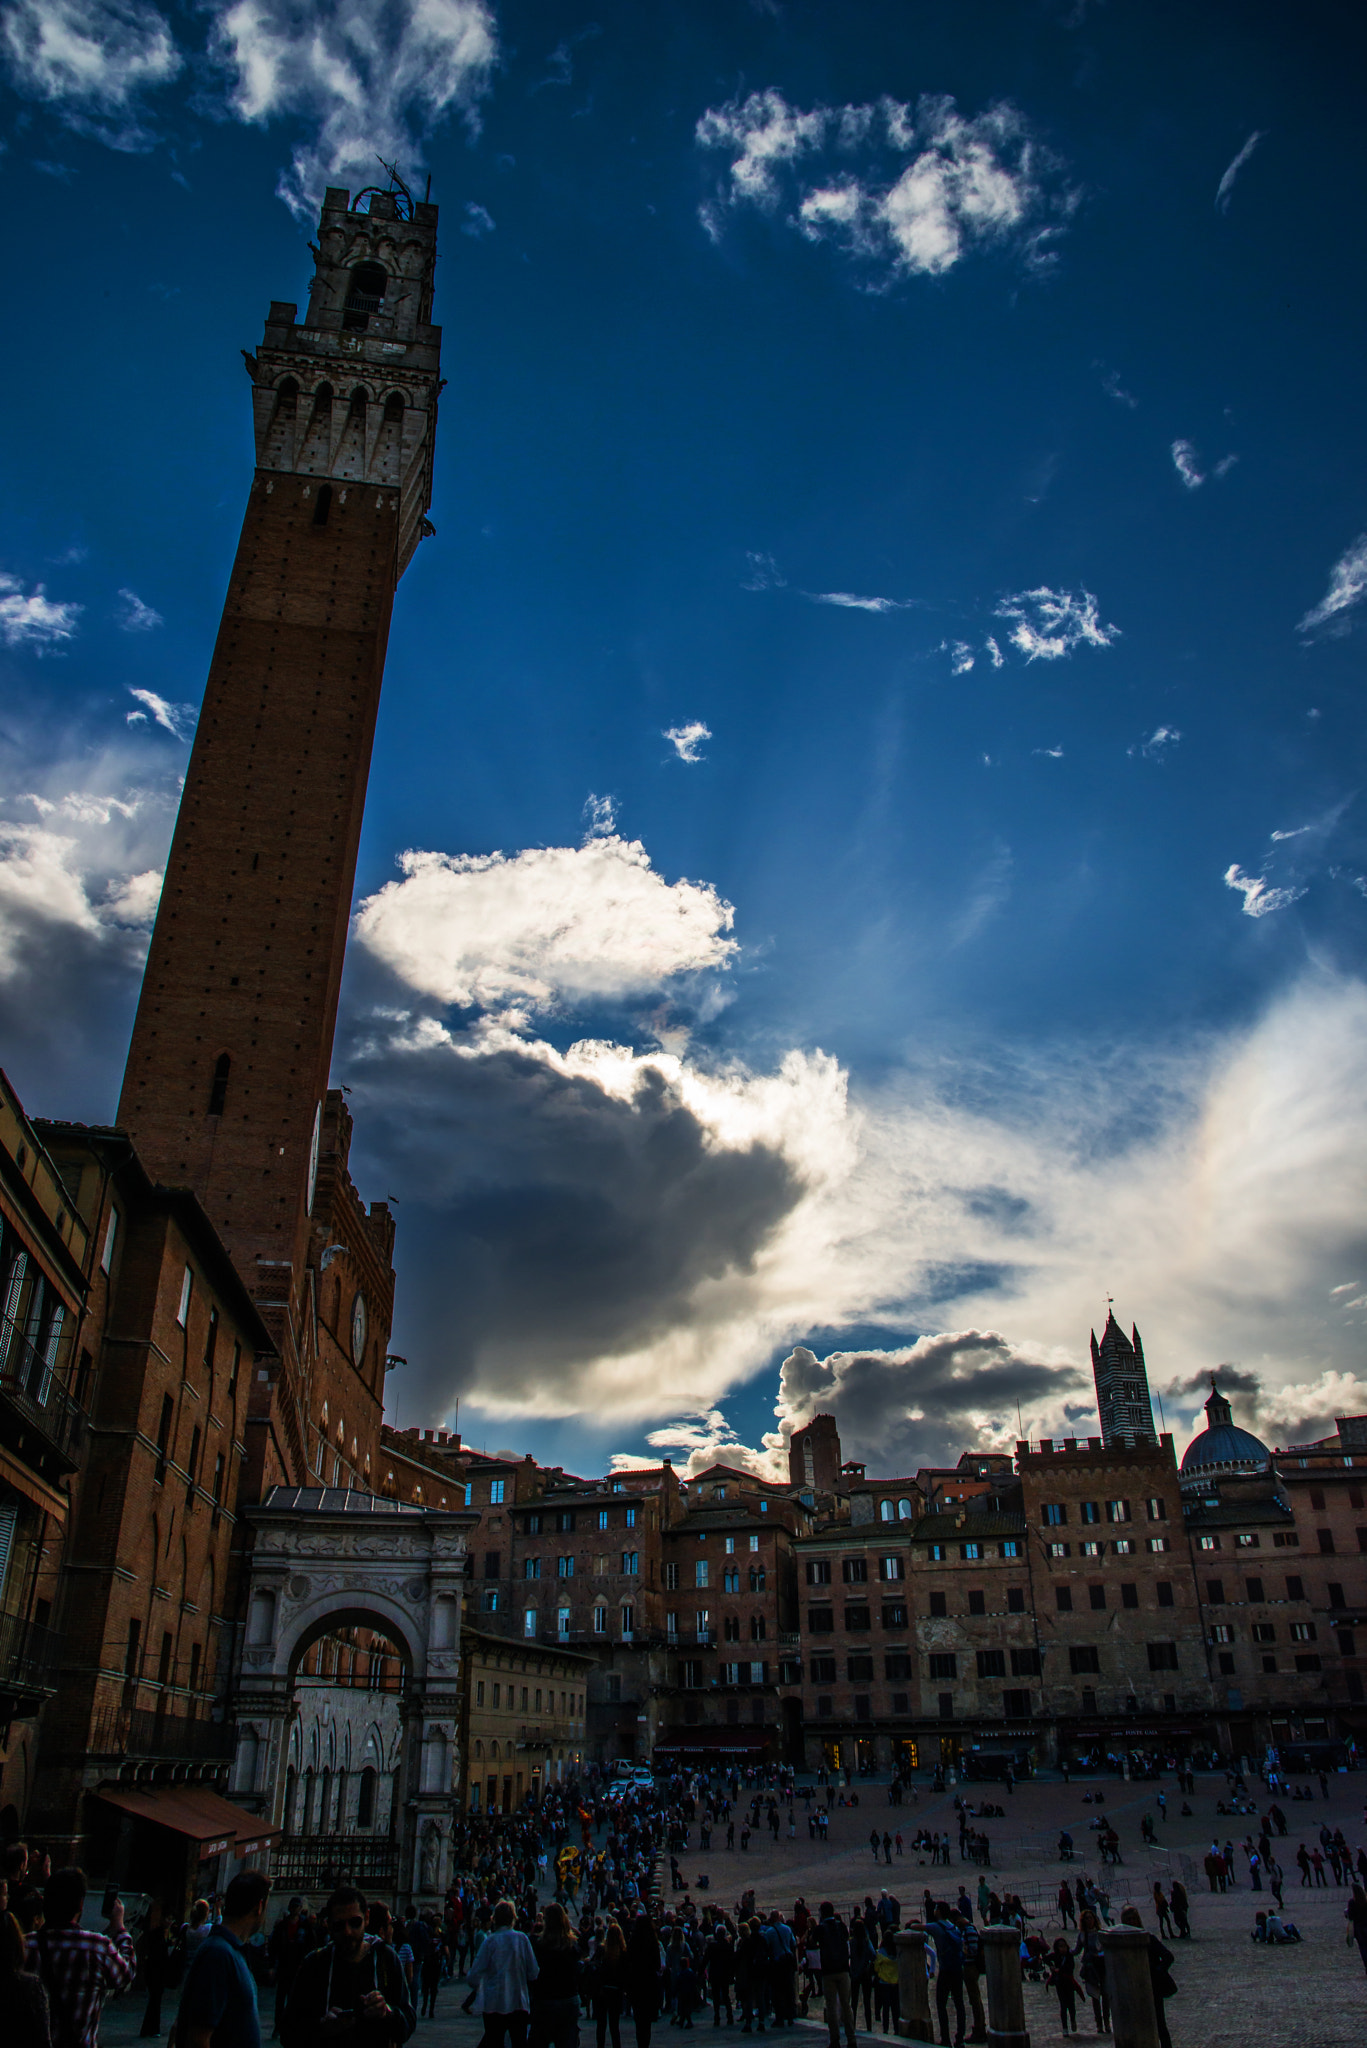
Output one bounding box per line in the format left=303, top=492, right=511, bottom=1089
left=0, top=1610, right=61, bottom=1714
left=0, top=1315, right=85, bottom=1470
left=271, top=1834, right=400, bottom=1890
left=90, top=1700, right=238, bottom=1764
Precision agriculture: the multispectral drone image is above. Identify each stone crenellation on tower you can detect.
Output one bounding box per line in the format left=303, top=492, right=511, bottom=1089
left=1090, top=1308, right=1158, bottom=1451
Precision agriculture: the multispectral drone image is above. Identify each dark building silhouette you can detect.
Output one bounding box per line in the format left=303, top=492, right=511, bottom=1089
left=1090, top=1309, right=1158, bottom=1450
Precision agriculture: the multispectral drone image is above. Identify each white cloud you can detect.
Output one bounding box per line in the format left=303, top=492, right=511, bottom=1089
left=1216, top=130, right=1265, bottom=214
left=0, top=0, right=180, bottom=136
left=581, top=792, right=617, bottom=839
left=1171, top=438, right=1204, bottom=490
left=210, top=0, right=498, bottom=220
left=808, top=590, right=914, bottom=615
left=461, top=200, right=494, bottom=237
left=353, top=834, right=739, bottom=1013
left=664, top=721, right=711, bottom=764
left=1136, top=725, right=1181, bottom=759
left=1099, top=367, right=1137, bottom=409
left=101, top=866, right=162, bottom=924
left=994, top=586, right=1120, bottom=662
left=1298, top=533, right=1367, bottom=637
left=116, top=586, right=162, bottom=631
left=0, top=572, right=81, bottom=650
left=948, top=640, right=974, bottom=675
left=126, top=686, right=196, bottom=739
left=1033, top=744, right=1064, bottom=759
left=740, top=551, right=786, bottom=591
left=985, top=635, right=1004, bottom=668
left=696, top=88, right=1075, bottom=283
left=1223, top=864, right=1307, bottom=919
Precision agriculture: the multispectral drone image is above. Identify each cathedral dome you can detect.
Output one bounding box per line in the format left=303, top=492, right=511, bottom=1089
left=1179, top=1379, right=1270, bottom=1482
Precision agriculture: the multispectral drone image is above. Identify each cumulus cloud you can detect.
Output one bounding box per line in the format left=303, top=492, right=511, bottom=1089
left=1298, top=533, right=1367, bottom=637
left=1223, top=864, right=1307, bottom=919
left=984, top=635, right=1004, bottom=669
left=664, top=721, right=711, bottom=764
left=0, top=0, right=181, bottom=142
left=947, top=641, right=974, bottom=675
left=808, top=590, right=915, bottom=615
left=0, top=572, right=81, bottom=650
left=353, top=834, right=739, bottom=1014
left=696, top=88, right=1076, bottom=282
left=209, top=0, right=498, bottom=220
left=115, top=586, right=162, bottom=631
left=1133, top=726, right=1181, bottom=760
left=1216, top=130, right=1265, bottom=214
left=126, top=686, right=195, bottom=738
left=994, top=586, right=1119, bottom=662
left=580, top=792, right=617, bottom=839
left=1164, top=1361, right=1367, bottom=1450
left=773, top=1333, right=1085, bottom=1474
left=461, top=201, right=494, bottom=237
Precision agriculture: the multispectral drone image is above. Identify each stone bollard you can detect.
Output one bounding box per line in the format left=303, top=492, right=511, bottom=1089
left=979, top=1926, right=1030, bottom=2048
left=894, top=1925, right=936, bottom=2043
left=1100, top=1926, right=1160, bottom=2048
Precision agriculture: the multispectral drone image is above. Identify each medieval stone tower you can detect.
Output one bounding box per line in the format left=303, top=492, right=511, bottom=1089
left=1090, top=1309, right=1158, bottom=1451
left=118, top=183, right=442, bottom=1491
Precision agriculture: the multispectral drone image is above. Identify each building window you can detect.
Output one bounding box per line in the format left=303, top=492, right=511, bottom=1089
left=1295, top=1653, right=1322, bottom=1673
left=1042, top=1503, right=1067, bottom=1526
left=1120, top=1582, right=1139, bottom=1609
left=592, top=1607, right=607, bottom=1634
left=817, top=1695, right=833, bottom=1717
left=1113, top=1539, right=1134, bottom=1555
left=938, top=1692, right=954, bottom=1719
left=622, top=1552, right=639, bottom=1576
left=805, top=1560, right=832, bottom=1585
left=928, top=1543, right=947, bottom=1561
left=1105, top=1499, right=1131, bottom=1524
left=1252, top=1622, right=1276, bottom=1643
left=843, top=1556, right=868, bottom=1582
left=100, top=1209, right=119, bottom=1274
left=1287, top=1575, right=1304, bottom=1599
left=557, top=1608, right=571, bottom=1638
left=1081, top=1541, right=1101, bottom=1558
left=928, top=1653, right=957, bottom=1679
left=1318, top=1529, right=1336, bottom=1554
left=968, top=1590, right=986, bottom=1616
left=885, top=1652, right=912, bottom=1679
left=483, top=1591, right=499, bottom=1612
left=1210, top=1625, right=1234, bottom=1644
left=176, top=1266, right=192, bottom=1327
left=749, top=1565, right=767, bottom=1591
left=1055, top=1587, right=1072, bottom=1612
left=620, top=1606, right=635, bottom=1637
left=807, top=1607, right=834, bottom=1632
left=525, top=1558, right=541, bottom=1580
left=1147, top=1641, right=1179, bottom=1671
left=847, top=1654, right=874, bottom=1681
left=976, top=1649, right=1006, bottom=1678
left=880, top=1501, right=894, bottom=1522
left=1235, top=1532, right=1260, bottom=1549
left=723, top=1567, right=740, bottom=1593
left=929, top=1591, right=947, bottom=1617
left=663, top=1562, right=679, bottom=1590
left=1246, top=1576, right=1265, bottom=1601
left=1290, top=1622, right=1317, bottom=1642
left=844, top=1604, right=871, bottom=1631
left=1046, top=1542, right=1070, bottom=1559
left=1206, top=1579, right=1225, bottom=1604
left=524, top=1609, right=537, bottom=1638
left=490, top=1480, right=505, bottom=1504
left=1338, top=1630, right=1356, bottom=1657
left=1081, top=1501, right=1100, bottom=1524
left=879, top=1555, right=905, bottom=1580
left=1007, top=1587, right=1026, bottom=1613
left=882, top=1601, right=908, bottom=1628
left=1145, top=1497, right=1167, bottom=1521
left=1089, top=1584, right=1106, bottom=1611
left=1000, top=1540, right=1021, bottom=1558
left=696, top=1561, right=709, bottom=1588
left=750, top=1534, right=760, bottom=1551
left=525, top=1512, right=543, bottom=1534
left=1011, top=1647, right=1041, bottom=1676
left=1003, top=1690, right=1031, bottom=1718
left=1198, top=1535, right=1220, bottom=1551
left=1147, top=1536, right=1170, bottom=1553
left=626, top=1507, right=637, bottom=1528
left=961, top=1542, right=981, bottom=1560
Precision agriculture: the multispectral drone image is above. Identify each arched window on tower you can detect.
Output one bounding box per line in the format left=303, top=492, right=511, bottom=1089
left=313, top=483, right=332, bottom=528
left=348, top=385, right=367, bottom=420
left=357, top=1765, right=377, bottom=1829
left=208, top=1053, right=230, bottom=1116
left=274, top=377, right=298, bottom=418
left=343, top=263, right=388, bottom=331
left=383, top=390, right=404, bottom=422
left=311, top=381, right=333, bottom=418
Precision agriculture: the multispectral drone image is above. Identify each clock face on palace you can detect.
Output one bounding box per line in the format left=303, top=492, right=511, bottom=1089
left=351, top=1290, right=368, bottom=1366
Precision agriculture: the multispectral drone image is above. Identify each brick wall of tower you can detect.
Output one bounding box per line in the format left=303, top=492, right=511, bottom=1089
left=118, top=475, right=398, bottom=1286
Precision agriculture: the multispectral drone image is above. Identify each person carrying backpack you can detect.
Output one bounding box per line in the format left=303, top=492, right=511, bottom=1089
left=815, top=1907, right=854, bottom=2048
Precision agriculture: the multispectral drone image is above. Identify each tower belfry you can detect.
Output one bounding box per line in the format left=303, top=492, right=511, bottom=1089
left=118, top=183, right=442, bottom=1489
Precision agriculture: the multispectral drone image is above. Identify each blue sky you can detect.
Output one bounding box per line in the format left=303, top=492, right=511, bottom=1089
left=4, top=0, right=1367, bottom=1479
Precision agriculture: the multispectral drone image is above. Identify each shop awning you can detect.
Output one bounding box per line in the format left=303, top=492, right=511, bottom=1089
left=96, top=1784, right=279, bottom=1861
left=654, top=1737, right=769, bottom=1757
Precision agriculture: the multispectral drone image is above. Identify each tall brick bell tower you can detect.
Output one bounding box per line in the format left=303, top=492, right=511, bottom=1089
left=118, top=182, right=442, bottom=1493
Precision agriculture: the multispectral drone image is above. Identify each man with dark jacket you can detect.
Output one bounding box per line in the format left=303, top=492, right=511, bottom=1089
left=924, top=1910, right=964, bottom=2048
left=280, top=1888, right=415, bottom=2048
left=815, top=1906, right=854, bottom=2048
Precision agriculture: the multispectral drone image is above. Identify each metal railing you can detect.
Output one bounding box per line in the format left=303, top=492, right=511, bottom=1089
left=0, top=1610, right=61, bottom=1698
left=271, top=1834, right=400, bottom=1889
left=0, top=1314, right=85, bottom=1465
left=90, top=1701, right=237, bottom=1761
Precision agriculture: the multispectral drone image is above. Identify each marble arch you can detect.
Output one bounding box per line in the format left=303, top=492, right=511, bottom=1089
left=230, top=1488, right=470, bottom=1904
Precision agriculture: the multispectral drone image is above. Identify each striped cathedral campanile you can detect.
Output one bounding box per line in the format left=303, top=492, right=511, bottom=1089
left=118, top=183, right=442, bottom=1488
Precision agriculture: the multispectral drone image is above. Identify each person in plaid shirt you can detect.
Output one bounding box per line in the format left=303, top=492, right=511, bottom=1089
left=36, top=1868, right=136, bottom=2048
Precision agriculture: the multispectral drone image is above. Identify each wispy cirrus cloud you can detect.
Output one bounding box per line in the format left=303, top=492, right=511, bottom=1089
left=0, top=572, right=82, bottom=650
left=1223, top=865, right=1307, bottom=919
left=0, top=0, right=181, bottom=145
left=1216, top=129, right=1265, bottom=214
left=126, top=686, right=195, bottom=738
left=115, top=586, right=162, bottom=631
left=740, top=551, right=786, bottom=592
left=696, top=88, right=1076, bottom=283
left=808, top=590, right=916, bottom=615
left=1298, top=533, right=1367, bottom=637
left=994, top=586, right=1120, bottom=662
left=1132, top=725, right=1181, bottom=760
left=1171, top=438, right=1204, bottom=490
left=664, top=721, right=711, bottom=764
